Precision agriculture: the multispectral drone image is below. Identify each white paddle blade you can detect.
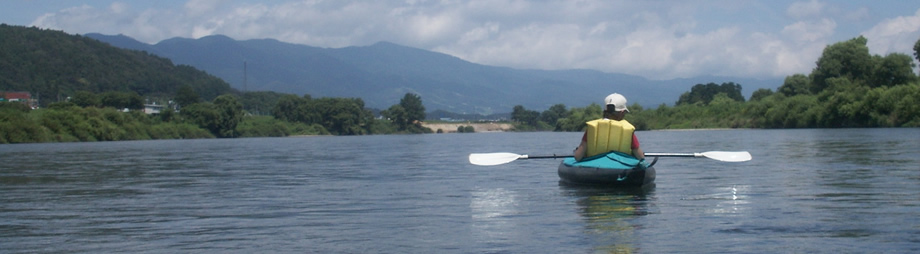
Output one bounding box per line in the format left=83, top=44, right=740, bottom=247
left=700, top=151, right=752, bottom=162
left=469, top=153, right=523, bottom=166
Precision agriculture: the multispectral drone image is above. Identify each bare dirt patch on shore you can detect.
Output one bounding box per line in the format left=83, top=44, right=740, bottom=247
left=422, top=122, right=513, bottom=133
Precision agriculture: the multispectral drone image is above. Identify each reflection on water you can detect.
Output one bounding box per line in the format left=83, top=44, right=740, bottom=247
left=469, top=187, right=525, bottom=251
left=683, top=185, right=752, bottom=215
left=471, top=188, right=519, bottom=220
left=470, top=187, right=520, bottom=241
left=560, top=182, right=656, bottom=254
left=711, top=185, right=751, bottom=215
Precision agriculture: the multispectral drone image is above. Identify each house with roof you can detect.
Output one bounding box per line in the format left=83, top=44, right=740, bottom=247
left=144, top=103, right=164, bottom=114
left=0, top=91, right=38, bottom=109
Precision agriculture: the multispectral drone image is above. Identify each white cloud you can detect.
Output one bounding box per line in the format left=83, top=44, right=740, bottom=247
left=184, top=0, right=224, bottom=16
left=863, top=9, right=920, bottom=56
left=787, top=0, right=825, bottom=19
left=432, top=2, right=827, bottom=80
left=403, top=11, right=462, bottom=43
left=782, top=18, right=837, bottom=42
left=457, top=22, right=500, bottom=45
left=109, top=2, right=129, bottom=14
left=23, top=0, right=920, bottom=80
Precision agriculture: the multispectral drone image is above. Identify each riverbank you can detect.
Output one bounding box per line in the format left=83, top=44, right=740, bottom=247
left=422, top=122, right=513, bottom=133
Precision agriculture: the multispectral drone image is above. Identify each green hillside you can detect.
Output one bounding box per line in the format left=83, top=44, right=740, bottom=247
left=0, top=25, right=307, bottom=143
left=0, top=24, right=233, bottom=106
left=0, top=25, right=435, bottom=143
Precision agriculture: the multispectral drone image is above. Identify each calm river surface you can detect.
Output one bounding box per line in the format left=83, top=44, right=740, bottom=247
left=1, top=129, right=919, bottom=253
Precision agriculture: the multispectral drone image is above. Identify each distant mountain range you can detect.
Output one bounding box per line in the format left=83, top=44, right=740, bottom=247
left=86, top=33, right=783, bottom=114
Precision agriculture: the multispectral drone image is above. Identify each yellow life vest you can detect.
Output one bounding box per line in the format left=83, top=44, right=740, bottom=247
left=585, top=119, right=635, bottom=157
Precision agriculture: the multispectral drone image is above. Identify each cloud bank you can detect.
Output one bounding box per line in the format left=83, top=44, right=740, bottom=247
left=29, top=0, right=920, bottom=80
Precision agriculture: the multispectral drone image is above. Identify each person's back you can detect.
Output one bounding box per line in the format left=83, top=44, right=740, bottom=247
left=584, top=118, right=635, bottom=158
left=574, top=93, right=645, bottom=162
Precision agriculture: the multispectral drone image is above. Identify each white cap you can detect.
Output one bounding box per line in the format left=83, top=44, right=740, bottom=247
left=604, top=93, right=629, bottom=112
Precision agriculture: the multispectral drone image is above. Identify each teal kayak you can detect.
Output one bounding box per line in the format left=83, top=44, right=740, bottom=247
left=557, top=151, right=656, bottom=186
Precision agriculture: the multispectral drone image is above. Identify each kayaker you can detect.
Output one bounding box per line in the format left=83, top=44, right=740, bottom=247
left=573, top=93, right=647, bottom=167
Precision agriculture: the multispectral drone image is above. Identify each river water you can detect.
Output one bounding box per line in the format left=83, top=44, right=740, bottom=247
left=1, top=129, right=918, bottom=253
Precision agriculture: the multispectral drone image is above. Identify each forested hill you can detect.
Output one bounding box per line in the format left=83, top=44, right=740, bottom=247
left=0, top=24, right=233, bottom=106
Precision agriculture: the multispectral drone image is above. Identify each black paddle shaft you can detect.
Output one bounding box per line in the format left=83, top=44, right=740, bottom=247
left=524, top=154, right=570, bottom=159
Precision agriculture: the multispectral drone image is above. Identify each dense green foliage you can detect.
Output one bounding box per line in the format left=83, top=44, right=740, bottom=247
left=511, top=103, right=601, bottom=131
left=380, top=93, right=431, bottom=133
left=676, top=82, right=745, bottom=105
left=179, top=94, right=244, bottom=138
left=272, top=92, right=431, bottom=135
left=174, top=85, right=201, bottom=108
left=271, top=95, right=371, bottom=135
left=239, top=91, right=286, bottom=115
left=511, top=105, right=540, bottom=129
left=456, top=125, right=475, bottom=133
left=236, top=115, right=329, bottom=137
left=0, top=92, right=335, bottom=143
left=71, top=91, right=144, bottom=109
left=512, top=36, right=920, bottom=131
left=0, top=89, right=434, bottom=143
left=0, top=101, right=214, bottom=143
left=0, top=24, right=233, bottom=106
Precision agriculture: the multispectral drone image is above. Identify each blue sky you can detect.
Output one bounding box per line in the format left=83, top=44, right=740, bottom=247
left=4, top=0, right=919, bottom=80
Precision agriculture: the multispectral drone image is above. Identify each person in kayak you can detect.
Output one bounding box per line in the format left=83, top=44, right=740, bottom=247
left=573, top=93, right=647, bottom=167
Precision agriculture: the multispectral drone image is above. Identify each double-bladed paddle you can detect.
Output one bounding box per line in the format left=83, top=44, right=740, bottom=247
left=468, top=151, right=752, bottom=166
